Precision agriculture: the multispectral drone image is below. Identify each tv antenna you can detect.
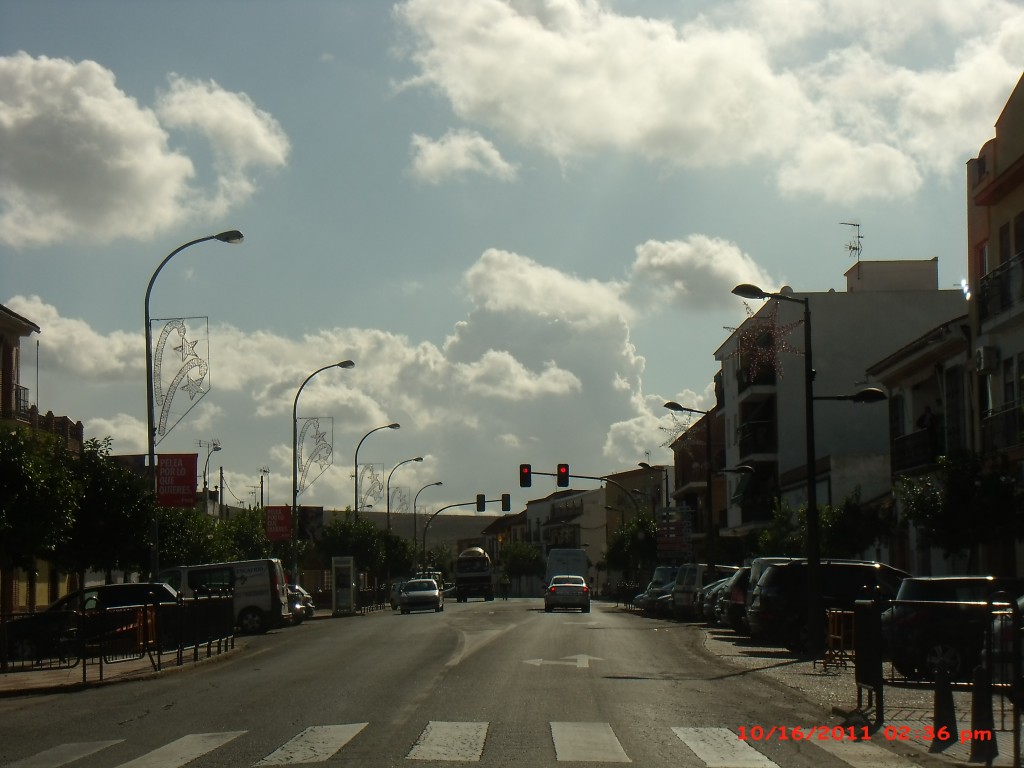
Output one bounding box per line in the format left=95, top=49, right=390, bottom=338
left=840, top=222, right=863, bottom=262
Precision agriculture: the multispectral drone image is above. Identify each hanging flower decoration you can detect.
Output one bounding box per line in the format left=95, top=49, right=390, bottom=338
left=726, top=300, right=803, bottom=379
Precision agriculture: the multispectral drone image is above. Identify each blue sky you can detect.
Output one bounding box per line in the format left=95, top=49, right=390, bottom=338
left=2, top=0, right=1022, bottom=518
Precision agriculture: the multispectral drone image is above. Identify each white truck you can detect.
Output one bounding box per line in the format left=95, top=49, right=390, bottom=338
left=544, top=548, right=590, bottom=587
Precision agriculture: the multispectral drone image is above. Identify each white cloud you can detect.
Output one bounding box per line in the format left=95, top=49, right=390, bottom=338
left=395, top=0, right=1024, bottom=202
left=0, top=53, right=288, bottom=248
left=410, top=130, right=518, bottom=183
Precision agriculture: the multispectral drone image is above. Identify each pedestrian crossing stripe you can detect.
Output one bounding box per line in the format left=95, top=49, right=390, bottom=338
left=256, top=723, right=368, bottom=765
left=4, top=723, right=926, bottom=766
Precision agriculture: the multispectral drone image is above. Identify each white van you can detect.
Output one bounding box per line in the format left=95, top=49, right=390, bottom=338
left=671, top=563, right=739, bottom=619
left=158, top=558, right=289, bottom=633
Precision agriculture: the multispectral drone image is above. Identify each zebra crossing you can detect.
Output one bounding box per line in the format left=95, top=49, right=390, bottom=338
left=4, top=722, right=919, bottom=767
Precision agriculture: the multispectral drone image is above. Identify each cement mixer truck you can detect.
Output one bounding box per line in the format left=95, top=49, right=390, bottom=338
left=454, top=547, right=494, bottom=602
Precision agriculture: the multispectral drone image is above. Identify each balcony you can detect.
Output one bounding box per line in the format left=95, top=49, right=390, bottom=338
left=737, top=420, right=777, bottom=459
left=979, top=251, right=1024, bottom=324
left=981, top=402, right=1024, bottom=452
left=736, top=365, right=776, bottom=396
left=891, top=429, right=941, bottom=473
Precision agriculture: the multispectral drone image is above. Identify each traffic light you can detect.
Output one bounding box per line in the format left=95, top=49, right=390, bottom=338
left=501, top=493, right=511, bottom=512
left=519, top=463, right=532, bottom=487
left=476, top=494, right=486, bottom=512
left=557, top=463, right=570, bottom=487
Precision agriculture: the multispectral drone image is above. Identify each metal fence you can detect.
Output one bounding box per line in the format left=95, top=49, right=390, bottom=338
left=0, top=594, right=235, bottom=681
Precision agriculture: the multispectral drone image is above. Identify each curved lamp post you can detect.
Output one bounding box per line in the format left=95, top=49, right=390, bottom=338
left=413, top=481, right=443, bottom=567
left=386, top=456, right=423, bottom=534
left=731, top=282, right=885, bottom=658
left=664, top=401, right=715, bottom=574
left=202, top=440, right=222, bottom=494
left=353, top=422, right=400, bottom=517
left=292, top=360, right=355, bottom=581
left=145, top=229, right=243, bottom=577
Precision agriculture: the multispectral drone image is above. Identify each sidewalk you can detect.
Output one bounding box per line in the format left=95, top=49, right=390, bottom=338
left=702, top=626, right=1021, bottom=767
left=0, top=644, right=238, bottom=697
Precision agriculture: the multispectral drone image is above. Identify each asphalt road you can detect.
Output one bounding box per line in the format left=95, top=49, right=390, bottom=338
left=0, top=599, right=947, bottom=767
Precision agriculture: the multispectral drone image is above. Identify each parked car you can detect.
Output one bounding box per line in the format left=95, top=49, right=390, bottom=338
left=698, top=577, right=731, bottom=624
left=746, top=557, right=801, bottom=625
left=881, top=575, right=1024, bottom=680
left=3, top=583, right=179, bottom=662
left=635, top=566, right=678, bottom=616
left=722, top=567, right=752, bottom=634
left=544, top=575, right=591, bottom=613
left=399, top=579, right=444, bottom=614
left=747, top=559, right=909, bottom=651
left=984, top=594, right=1024, bottom=688
left=671, top=563, right=740, bottom=620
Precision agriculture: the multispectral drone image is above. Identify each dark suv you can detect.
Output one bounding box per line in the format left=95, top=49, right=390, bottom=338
left=747, top=559, right=909, bottom=651
left=881, top=575, right=1024, bottom=680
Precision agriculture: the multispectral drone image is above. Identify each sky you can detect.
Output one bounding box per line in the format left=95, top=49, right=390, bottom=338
left=2, top=0, right=1023, bottom=522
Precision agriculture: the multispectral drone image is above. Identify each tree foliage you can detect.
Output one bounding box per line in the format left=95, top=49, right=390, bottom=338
left=499, top=540, right=544, bottom=580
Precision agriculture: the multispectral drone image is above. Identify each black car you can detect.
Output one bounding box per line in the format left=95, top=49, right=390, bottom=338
left=747, top=559, right=909, bottom=651
left=721, top=567, right=752, bottom=634
left=2, top=583, right=179, bottom=662
left=881, top=575, right=1024, bottom=680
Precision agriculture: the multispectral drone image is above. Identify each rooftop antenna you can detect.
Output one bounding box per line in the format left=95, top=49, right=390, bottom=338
left=840, top=222, right=863, bottom=263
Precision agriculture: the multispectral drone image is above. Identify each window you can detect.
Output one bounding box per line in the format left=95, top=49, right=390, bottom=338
left=1004, top=357, right=1016, bottom=406
left=188, top=567, right=233, bottom=594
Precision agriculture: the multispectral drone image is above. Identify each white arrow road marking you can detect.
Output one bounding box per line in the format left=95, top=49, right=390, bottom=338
left=524, top=654, right=604, bottom=668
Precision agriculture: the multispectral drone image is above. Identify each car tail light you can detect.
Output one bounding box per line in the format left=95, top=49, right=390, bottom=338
left=582, top=586, right=589, bottom=594
left=549, top=586, right=557, bottom=593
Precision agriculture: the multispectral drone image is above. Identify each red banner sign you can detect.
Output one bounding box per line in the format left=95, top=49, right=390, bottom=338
left=157, top=453, right=198, bottom=507
left=265, top=505, right=292, bottom=541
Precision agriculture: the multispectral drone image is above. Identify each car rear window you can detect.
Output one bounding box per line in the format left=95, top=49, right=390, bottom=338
left=896, top=577, right=1023, bottom=602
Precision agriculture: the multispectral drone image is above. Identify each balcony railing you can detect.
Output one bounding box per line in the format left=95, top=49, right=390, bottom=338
left=979, top=251, right=1024, bottom=323
left=891, top=429, right=941, bottom=473
left=736, top=365, right=776, bottom=395
left=981, top=402, right=1024, bottom=452
left=738, top=420, right=777, bottom=458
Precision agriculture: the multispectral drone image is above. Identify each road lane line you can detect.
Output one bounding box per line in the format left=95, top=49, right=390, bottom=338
left=672, top=727, right=778, bottom=768
left=114, top=732, right=246, bottom=768
left=6, top=740, right=124, bottom=768
left=551, top=722, right=630, bottom=762
left=256, top=723, right=368, bottom=764
left=407, top=721, right=488, bottom=761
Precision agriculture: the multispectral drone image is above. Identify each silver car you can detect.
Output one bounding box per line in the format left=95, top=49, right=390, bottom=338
left=544, top=575, right=591, bottom=613
left=399, top=579, right=444, bottom=614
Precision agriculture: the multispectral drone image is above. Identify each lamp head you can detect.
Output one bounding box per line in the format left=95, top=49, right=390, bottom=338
left=663, top=401, right=683, bottom=412
left=414, top=456, right=424, bottom=462
left=387, top=422, right=400, bottom=430
left=215, top=230, right=244, bottom=244
left=337, top=360, right=355, bottom=369
left=732, top=283, right=768, bottom=300
left=852, top=387, right=887, bottom=403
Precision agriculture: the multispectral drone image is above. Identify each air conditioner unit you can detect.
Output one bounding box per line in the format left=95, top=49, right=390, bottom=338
left=975, top=345, right=1001, bottom=373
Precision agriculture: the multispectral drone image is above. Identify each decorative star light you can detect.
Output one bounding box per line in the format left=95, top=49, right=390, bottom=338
left=726, top=301, right=803, bottom=379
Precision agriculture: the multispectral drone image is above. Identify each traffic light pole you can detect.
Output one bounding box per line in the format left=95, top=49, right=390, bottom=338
left=530, top=469, right=642, bottom=519
left=421, top=496, right=510, bottom=565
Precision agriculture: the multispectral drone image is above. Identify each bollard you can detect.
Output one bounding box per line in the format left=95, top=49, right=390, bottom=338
left=930, top=667, right=958, bottom=752
left=969, top=664, right=998, bottom=764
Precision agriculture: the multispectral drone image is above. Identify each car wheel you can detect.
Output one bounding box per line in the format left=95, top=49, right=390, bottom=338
left=10, top=637, right=38, bottom=661
left=238, top=608, right=266, bottom=634
left=545, top=606, right=553, bottom=613
left=926, top=643, right=962, bottom=679
left=582, top=605, right=590, bottom=613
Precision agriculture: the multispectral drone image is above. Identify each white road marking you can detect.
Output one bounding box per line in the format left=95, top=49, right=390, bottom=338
left=523, top=654, right=604, bottom=668
left=114, top=732, right=245, bottom=768
left=6, top=740, right=123, bottom=768
left=407, top=721, right=488, bottom=761
left=673, top=727, right=779, bottom=768
left=256, top=723, right=368, bottom=764
left=551, top=722, right=630, bottom=762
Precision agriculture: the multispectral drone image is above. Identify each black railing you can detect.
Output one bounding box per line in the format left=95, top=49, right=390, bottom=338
left=979, top=251, right=1024, bottom=323
left=891, top=428, right=941, bottom=472
left=981, top=402, right=1024, bottom=452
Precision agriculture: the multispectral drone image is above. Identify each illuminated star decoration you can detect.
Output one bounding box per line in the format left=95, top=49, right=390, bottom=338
left=725, top=301, right=803, bottom=379
left=152, top=317, right=210, bottom=441
left=297, top=417, right=334, bottom=496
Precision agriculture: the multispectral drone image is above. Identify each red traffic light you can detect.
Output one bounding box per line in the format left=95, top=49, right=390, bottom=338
left=519, top=464, right=532, bottom=487
left=557, top=463, right=569, bottom=487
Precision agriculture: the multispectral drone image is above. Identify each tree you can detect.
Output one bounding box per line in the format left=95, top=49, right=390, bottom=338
left=52, top=437, right=152, bottom=583
left=0, top=429, right=78, bottom=613
left=157, top=505, right=223, bottom=567
left=499, top=541, right=544, bottom=581
left=756, top=499, right=802, bottom=556
left=605, top=514, right=659, bottom=581
left=219, top=508, right=272, bottom=561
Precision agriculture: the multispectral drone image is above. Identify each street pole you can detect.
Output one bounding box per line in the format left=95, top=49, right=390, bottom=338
left=145, top=230, right=242, bottom=577
left=353, top=423, right=400, bottom=519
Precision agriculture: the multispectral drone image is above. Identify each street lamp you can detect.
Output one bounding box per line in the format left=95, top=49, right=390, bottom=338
left=387, top=456, right=423, bottom=533
left=413, top=481, right=443, bottom=567
left=731, top=283, right=886, bottom=657
left=292, top=360, right=355, bottom=582
left=202, top=439, right=222, bottom=494
left=664, top=402, right=715, bottom=575
left=145, top=230, right=243, bottom=577
left=638, top=462, right=669, bottom=508
left=354, top=423, right=400, bottom=517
